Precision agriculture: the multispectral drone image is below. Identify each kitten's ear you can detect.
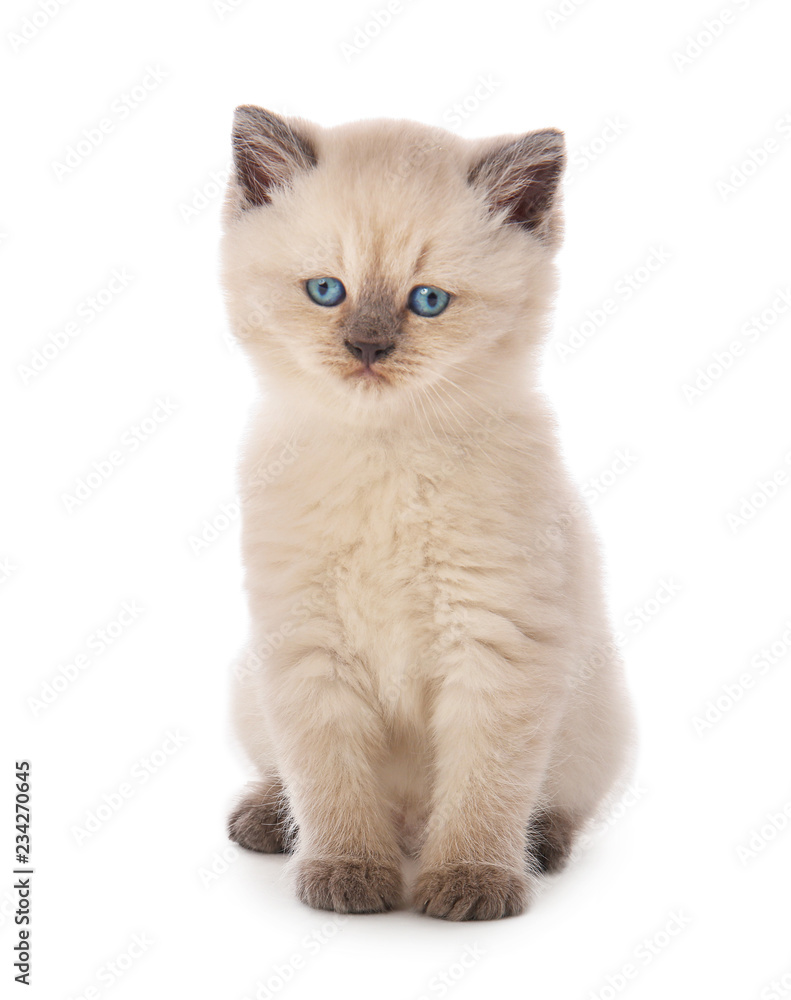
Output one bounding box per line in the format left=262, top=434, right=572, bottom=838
left=468, top=129, right=566, bottom=242
left=231, top=105, right=317, bottom=209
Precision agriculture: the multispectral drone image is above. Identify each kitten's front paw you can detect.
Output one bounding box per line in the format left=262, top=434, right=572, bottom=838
left=294, top=857, right=402, bottom=914
left=414, top=863, right=530, bottom=920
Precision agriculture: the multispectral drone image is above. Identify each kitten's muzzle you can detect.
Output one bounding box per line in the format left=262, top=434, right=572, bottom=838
left=344, top=339, right=395, bottom=367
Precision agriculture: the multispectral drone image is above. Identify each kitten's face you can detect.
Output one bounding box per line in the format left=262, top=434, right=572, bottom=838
left=221, top=109, right=565, bottom=421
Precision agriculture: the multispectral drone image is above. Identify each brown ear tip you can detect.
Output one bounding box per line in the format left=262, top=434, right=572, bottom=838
left=531, top=129, right=566, bottom=171
left=233, top=104, right=276, bottom=126
left=538, top=128, right=566, bottom=151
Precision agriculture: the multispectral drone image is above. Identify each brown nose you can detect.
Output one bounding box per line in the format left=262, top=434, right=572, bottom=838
left=344, top=340, right=395, bottom=367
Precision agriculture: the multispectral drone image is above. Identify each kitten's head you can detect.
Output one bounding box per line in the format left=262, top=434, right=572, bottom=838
left=220, top=106, right=565, bottom=423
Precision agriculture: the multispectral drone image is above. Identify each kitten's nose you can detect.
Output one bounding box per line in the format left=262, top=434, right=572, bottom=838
left=344, top=339, right=395, bottom=367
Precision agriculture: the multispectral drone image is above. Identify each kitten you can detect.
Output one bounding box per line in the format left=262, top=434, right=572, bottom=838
left=221, top=106, right=634, bottom=920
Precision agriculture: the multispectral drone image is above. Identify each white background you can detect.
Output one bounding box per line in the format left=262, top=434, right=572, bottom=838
left=3, top=0, right=791, bottom=997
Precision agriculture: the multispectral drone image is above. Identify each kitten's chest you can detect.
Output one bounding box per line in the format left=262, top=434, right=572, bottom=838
left=278, top=441, right=469, bottom=580
left=242, top=422, right=545, bottom=720
left=245, top=430, right=522, bottom=625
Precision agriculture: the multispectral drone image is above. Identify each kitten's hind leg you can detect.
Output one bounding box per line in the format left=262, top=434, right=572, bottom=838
left=527, top=648, right=636, bottom=875
left=526, top=807, right=580, bottom=874
left=228, top=776, right=296, bottom=854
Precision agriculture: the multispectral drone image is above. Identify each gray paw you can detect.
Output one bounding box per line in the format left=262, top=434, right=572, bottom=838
left=294, top=856, right=402, bottom=914
left=228, top=781, right=295, bottom=854
left=414, top=862, right=530, bottom=920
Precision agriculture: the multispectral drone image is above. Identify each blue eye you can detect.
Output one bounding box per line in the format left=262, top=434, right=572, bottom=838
left=408, top=285, right=450, bottom=317
left=306, top=277, right=346, bottom=307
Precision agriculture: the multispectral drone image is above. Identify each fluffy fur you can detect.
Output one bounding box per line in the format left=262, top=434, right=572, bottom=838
left=220, top=107, right=634, bottom=920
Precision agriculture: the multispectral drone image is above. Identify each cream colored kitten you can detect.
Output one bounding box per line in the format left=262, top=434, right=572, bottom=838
left=221, top=106, right=634, bottom=920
